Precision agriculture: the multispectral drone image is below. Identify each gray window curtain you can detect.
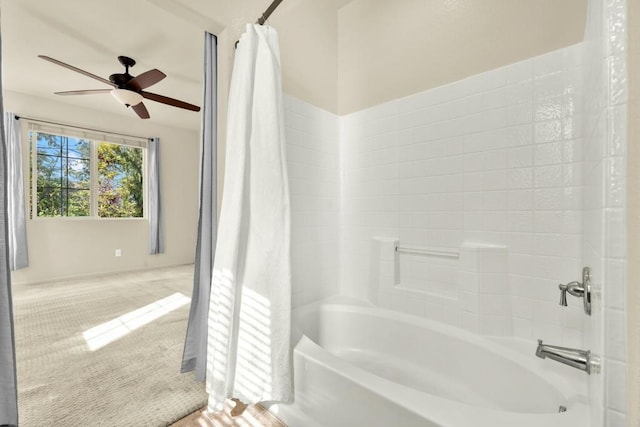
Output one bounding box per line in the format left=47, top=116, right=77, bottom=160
left=147, top=137, right=163, bottom=255
left=0, top=33, right=19, bottom=427
left=4, top=113, right=28, bottom=270
left=181, top=31, right=217, bottom=381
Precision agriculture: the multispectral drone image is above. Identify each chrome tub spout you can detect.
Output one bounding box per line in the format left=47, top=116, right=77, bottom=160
left=535, top=339, right=596, bottom=374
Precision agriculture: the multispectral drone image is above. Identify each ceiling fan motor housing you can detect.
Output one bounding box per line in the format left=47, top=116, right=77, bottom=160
left=110, top=56, right=137, bottom=87
left=109, top=73, right=134, bottom=87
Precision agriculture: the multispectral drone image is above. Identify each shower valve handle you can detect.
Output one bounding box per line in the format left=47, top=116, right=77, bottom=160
left=559, top=285, right=568, bottom=306
left=557, top=267, right=592, bottom=316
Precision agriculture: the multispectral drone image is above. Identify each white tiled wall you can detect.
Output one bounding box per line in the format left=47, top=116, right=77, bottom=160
left=284, top=95, right=340, bottom=307
left=581, top=0, right=628, bottom=424
left=340, top=44, right=587, bottom=346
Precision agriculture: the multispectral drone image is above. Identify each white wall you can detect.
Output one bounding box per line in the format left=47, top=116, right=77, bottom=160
left=284, top=95, right=341, bottom=307
left=8, top=91, right=200, bottom=285
left=337, top=0, right=587, bottom=114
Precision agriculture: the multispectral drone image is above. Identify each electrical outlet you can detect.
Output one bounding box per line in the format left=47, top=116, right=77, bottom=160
left=115, top=249, right=122, bottom=257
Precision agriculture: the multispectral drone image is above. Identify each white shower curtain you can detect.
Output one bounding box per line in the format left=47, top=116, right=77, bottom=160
left=206, top=24, right=291, bottom=410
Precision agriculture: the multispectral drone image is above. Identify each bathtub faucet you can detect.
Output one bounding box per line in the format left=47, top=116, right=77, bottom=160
left=535, top=339, right=598, bottom=375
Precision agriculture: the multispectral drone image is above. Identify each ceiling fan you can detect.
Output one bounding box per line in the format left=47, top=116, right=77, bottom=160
left=38, top=55, right=200, bottom=119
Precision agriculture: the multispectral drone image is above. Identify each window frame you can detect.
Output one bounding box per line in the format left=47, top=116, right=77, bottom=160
left=27, top=121, right=148, bottom=220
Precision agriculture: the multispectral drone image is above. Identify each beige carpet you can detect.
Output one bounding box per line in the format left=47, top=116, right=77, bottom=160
left=12, top=265, right=207, bottom=427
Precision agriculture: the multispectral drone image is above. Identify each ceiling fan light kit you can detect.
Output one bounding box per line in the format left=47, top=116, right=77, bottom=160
left=110, top=88, right=143, bottom=107
left=38, top=54, right=200, bottom=119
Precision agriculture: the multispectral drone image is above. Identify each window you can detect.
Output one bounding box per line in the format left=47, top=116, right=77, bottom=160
left=29, top=124, right=146, bottom=219
left=34, top=133, right=91, bottom=216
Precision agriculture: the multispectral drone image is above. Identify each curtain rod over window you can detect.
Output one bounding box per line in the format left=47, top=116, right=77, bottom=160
left=14, top=115, right=149, bottom=142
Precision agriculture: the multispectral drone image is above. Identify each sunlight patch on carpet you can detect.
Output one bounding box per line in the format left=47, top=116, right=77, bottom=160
left=83, top=292, right=191, bottom=351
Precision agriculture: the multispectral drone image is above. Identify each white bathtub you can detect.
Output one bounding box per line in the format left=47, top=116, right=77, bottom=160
left=268, top=302, right=589, bottom=427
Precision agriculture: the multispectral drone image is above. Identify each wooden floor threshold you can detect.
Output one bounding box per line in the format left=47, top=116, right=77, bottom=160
left=171, top=399, right=287, bottom=427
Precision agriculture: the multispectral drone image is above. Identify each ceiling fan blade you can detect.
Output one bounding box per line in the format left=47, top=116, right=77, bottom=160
left=54, top=89, right=112, bottom=96
left=132, top=102, right=150, bottom=119
left=38, top=55, right=115, bottom=87
left=141, top=91, right=200, bottom=112
left=127, top=69, right=166, bottom=91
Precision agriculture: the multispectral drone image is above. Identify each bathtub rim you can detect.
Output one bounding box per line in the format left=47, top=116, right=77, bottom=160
left=292, top=299, right=589, bottom=412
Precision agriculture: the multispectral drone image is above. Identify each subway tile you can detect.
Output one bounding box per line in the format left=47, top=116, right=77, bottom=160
left=561, top=328, right=584, bottom=349
left=563, top=210, right=582, bottom=235
left=605, top=208, right=625, bottom=259
left=608, top=105, right=627, bottom=157
left=560, top=305, right=585, bottom=331
left=504, top=232, right=533, bottom=254
left=534, top=120, right=562, bottom=144
left=513, top=317, right=533, bottom=338
left=562, top=163, right=583, bottom=187
left=605, top=308, right=627, bottom=362
left=507, top=59, right=533, bottom=84
left=507, top=124, right=534, bottom=147
left=478, top=293, right=510, bottom=316
left=534, top=142, right=562, bottom=165
left=478, top=273, right=507, bottom=294
left=563, top=114, right=582, bottom=140
left=533, top=300, right=562, bottom=325
left=508, top=168, right=533, bottom=189
left=606, top=360, right=627, bottom=413
left=534, top=188, right=563, bottom=211
left=533, top=50, right=564, bottom=77
left=532, top=321, right=562, bottom=343
left=512, top=296, right=534, bottom=319
left=482, top=150, right=508, bottom=171
left=534, top=97, right=563, bottom=121
left=508, top=189, right=534, bottom=211
left=605, top=258, right=625, bottom=310
left=534, top=165, right=563, bottom=188
left=508, top=146, right=533, bottom=168
left=482, top=170, right=508, bottom=190
left=484, top=212, right=510, bottom=231
left=563, top=186, right=583, bottom=210
left=507, top=81, right=532, bottom=105
left=609, top=53, right=627, bottom=106
left=482, top=191, right=508, bottom=211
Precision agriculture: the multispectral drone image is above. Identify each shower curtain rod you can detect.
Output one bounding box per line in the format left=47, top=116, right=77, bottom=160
left=257, top=0, right=285, bottom=25
left=14, top=115, right=149, bottom=141
left=235, top=0, right=285, bottom=49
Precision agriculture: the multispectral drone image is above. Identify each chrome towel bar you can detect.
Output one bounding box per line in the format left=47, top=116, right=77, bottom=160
left=394, top=244, right=459, bottom=259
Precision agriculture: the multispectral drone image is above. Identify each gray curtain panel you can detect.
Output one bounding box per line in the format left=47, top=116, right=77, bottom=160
left=181, top=32, right=217, bottom=381
left=147, top=137, right=163, bottom=255
left=0, top=34, right=19, bottom=427
left=4, top=113, right=28, bottom=270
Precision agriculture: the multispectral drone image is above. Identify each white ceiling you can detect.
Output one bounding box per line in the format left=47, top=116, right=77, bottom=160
left=0, top=0, right=355, bottom=131
left=1, top=0, right=207, bottom=131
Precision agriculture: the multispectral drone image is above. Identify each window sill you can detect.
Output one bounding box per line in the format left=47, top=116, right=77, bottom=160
left=30, top=217, right=147, bottom=222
